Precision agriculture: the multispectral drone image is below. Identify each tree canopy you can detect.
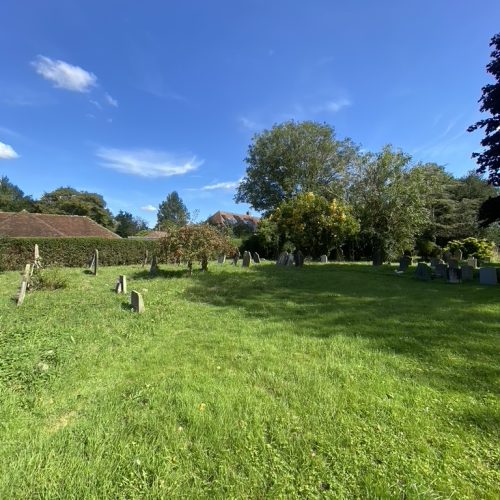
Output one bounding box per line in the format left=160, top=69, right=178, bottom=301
left=468, top=33, right=500, bottom=185
left=115, top=210, right=149, bottom=238
left=0, top=176, right=34, bottom=212
left=235, top=121, right=359, bottom=213
left=157, top=191, right=189, bottom=229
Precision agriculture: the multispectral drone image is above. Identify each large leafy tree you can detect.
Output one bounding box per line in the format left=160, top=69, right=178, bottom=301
left=235, top=120, right=359, bottom=213
left=156, top=191, right=189, bottom=229
left=270, top=192, right=359, bottom=258
left=350, top=146, right=430, bottom=264
left=36, top=187, right=115, bottom=228
left=0, top=176, right=34, bottom=212
left=115, top=210, right=149, bottom=238
left=468, top=33, right=500, bottom=185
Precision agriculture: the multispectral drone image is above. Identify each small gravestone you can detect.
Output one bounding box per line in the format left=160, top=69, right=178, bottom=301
left=232, top=251, right=240, bottom=266
left=130, top=290, right=145, bottom=313
left=286, top=254, right=294, bottom=266
left=253, top=252, right=261, bottom=264
left=398, top=255, right=412, bottom=271
left=447, top=267, right=461, bottom=284
left=33, top=244, right=42, bottom=270
left=217, top=254, right=226, bottom=264
left=453, top=249, right=463, bottom=261
left=17, top=280, right=27, bottom=306
left=276, top=252, right=288, bottom=266
left=479, top=267, right=497, bottom=285
left=142, top=249, right=149, bottom=267
left=467, top=257, right=478, bottom=269
left=461, top=265, right=474, bottom=282
left=415, top=262, right=432, bottom=281
left=320, top=255, right=328, bottom=263
left=294, top=250, right=304, bottom=267
left=115, top=275, right=127, bottom=294
left=150, top=255, right=158, bottom=276
left=443, top=251, right=452, bottom=263
left=89, top=249, right=99, bottom=275
left=434, top=263, right=448, bottom=279
left=242, top=251, right=251, bottom=267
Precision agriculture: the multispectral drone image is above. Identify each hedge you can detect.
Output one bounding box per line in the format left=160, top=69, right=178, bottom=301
left=0, top=238, right=160, bottom=271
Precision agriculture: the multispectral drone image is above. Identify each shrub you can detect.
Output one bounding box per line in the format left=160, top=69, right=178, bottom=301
left=416, top=239, right=442, bottom=259
left=31, top=268, right=69, bottom=290
left=444, top=237, right=495, bottom=260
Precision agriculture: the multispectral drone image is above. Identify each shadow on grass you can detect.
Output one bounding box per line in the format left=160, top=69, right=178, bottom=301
left=130, top=268, right=191, bottom=280
left=184, top=264, right=500, bottom=397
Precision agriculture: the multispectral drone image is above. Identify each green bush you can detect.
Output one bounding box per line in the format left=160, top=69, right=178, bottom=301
left=444, top=237, right=495, bottom=260
left=0, top=238, right=159, bottom=271
left=416, top=239, right=442, bottom=259
left=31, top=268, right=69, bottom=290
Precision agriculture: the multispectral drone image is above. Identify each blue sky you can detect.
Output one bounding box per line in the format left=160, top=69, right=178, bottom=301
left=1, top=1, right=499, bottom=226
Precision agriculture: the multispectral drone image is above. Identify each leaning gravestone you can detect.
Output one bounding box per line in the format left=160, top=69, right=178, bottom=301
left=447, top=267, right=461, bottom=284
left=115, top=275, right=127, bottom=294
left=415, top=262, right=432, bottom=281
left=479, top=267, right=498, bottom=285
left=89, top=249, right=99, bottom=275
left=217, top=254, right=226, bottom=264
left=253, top=252, right=261, bottom=264
left=461, top=265, right=474, bottom=282
left=142, top=249, right=149, bottom=267
left=150, top=255, right=158, bottom=276
left=130, top=290, right=145, bottom=313
left=16, top=264, right=32, bottom=306
left=294, top=250, right=304, bottom=267
left=453, top=249, right=463, bottom=261
left=434, top=263, right=448, bottom=279
left=276, top=252, right=288, bottom=266
left=242, top=251, right=251, bottom=268
left=467, top=257, right=478, bottom=269
left=320, top=255, right=328, bottom=263
left=398, top=255, right=412, bottom=271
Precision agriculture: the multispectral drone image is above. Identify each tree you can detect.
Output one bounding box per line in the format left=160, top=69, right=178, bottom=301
left=36, top=187, right=114, bottom=228
left=235, top=120, right=360, bottom=213
left=270, top=192, right=359, bottom=258
left=468, top=33, right=500, bottom=185
left=479, top=195, right=500, bottom=226
left=115, top=210, right=149, bottom=238
left=157, top=191, right=189, bottom=229
left=0, top=176, right=34, bottom=212
left=349, top=146, right=431, bottom=264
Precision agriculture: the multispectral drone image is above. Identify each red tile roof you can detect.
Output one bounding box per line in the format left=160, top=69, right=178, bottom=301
left=208, top=211, right=260, bottom=227
left=0, top=212, right=120, bottom=239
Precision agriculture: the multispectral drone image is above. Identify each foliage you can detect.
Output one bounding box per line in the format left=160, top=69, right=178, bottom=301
left=159, top=224, right=235, bottom=272
left=0, top=176, right=34, bottom=212
left=31, top=267, right=69, bottom=290
left=231, top=221, right=255, bottom=238
left=235, top=120, right=359, bottom=213
left=0, top=238, right=158, bottom=271
left=36, top=187, right=115, bottom=229
left=270, top=192, right=359, bottom=258
left=350, top=146, right=431, bottom=262
left=479, top=195, right=500, bottom=226
left=468, top=33, right=500, bottom=185
left=415, top=239, right=442, bottom=259
left=157, top=191, right=189, bottom=229
left=444, top=237, right=495, bottom=260
left=115, top=210, right=149, bottom=238
left=240, top=218, right=280, bottom=259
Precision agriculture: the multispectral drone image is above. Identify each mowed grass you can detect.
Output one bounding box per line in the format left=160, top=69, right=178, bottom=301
left=0, top=263, right=499, bottom=499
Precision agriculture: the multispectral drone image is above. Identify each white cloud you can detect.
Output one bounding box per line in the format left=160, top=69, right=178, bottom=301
left=96, top=148, right=202, bottom=178
left=89, top=99, right=102, bottom=109
left=105, top=93, right=118, bottom=107
left=201, top=179, right=242, bottom=191
left=313, top=98, right=351, bottom=113
left=32, top=55, right=97, bottom=92
left=238, top=116, right=262, bottom=132
left=140, top=204, right=157, bottom=212
left=0, top=141, right=19, bottom=160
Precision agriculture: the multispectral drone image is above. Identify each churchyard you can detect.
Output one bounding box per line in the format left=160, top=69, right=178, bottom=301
left=0, top=259, right=499, bottom=498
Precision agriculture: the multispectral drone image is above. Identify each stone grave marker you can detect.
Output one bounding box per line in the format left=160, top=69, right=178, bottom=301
left=217, top=254, right=226, bottom=264
left=479, top=267, right=498, bottom=285
left=415, top=262, right=432, bottom=281
left=89, top=249, right=99, bottom=275
left=276, top=252, right=288, bottom=266
left=434, top=263, right=448, bottom=279
left=286, top=253, right=295, bottom=266
left=294, top=250, right=304, bottom=267
left=461, top=265, right=474, bottom=282
left=232, top=251, right=240, bottom=266
left=16, top=264, right=32, bottom=306
left=453, top=249, right=463, bottom=261
left=398, top=255, right=412, bottom=271
left=115, top=275, right=127, bottom=294
left=253, top=252, right=261, bottom=264
left=320, top=255, right=328, bottom=263
left=142, top=249, right=149, bottom=267
left=467, top=257, right=478, bottom=269
left=131, top=290, right=145, bottom=313
left=242, top=251, right=251, bottom=267
left=447, top=267, right=461, bottom=284
left=150, top=255, right=158, bottom=276
left=443, top=250, right=452, bottom=263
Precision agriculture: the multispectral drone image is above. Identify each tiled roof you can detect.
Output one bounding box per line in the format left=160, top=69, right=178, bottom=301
left=0, top=212, right=120, bottom=239
left=208, top=211, right=260, bottom=227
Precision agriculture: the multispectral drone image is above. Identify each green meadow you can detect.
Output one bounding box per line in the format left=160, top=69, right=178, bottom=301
left=0, top=263, right=499, bottom=498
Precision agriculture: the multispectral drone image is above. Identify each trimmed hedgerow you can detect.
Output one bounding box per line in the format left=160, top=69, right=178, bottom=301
left=0, top=238, right=159, bottom=271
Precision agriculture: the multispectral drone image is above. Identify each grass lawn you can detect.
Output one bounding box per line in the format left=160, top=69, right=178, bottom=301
left=0, top=263, right=499, bottom=498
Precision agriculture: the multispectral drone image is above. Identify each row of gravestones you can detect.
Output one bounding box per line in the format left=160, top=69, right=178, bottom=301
left=113, top=274, right=145, bottom=313
left=414, top=261, right=499, bottom=285
left=276, top=251, right=305, bottom=267
left=219, top=251, right=261, bottom=267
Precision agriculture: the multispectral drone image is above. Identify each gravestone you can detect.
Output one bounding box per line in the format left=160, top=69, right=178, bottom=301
left=286, top=254, right=294, bottom=266
left=89, top=249, right=99, bottom=275
left=232, top=251, right=240, bottom=266
left=467, top=257, right=478, bottom=269
left=150, top=255, right=158, bottom=276
left=320, top=255, right=328, bottom=263
left=434, top=263, right=448, bottom=279
left=130, top=290, right=145, bottom=313
left=461, top=265, right=474, bottom=282
left=115, top=275, right=127, bottom=294
left=142, top=249, right=149, bottom=267
left=453, top=249, right=463, bottom=261
left=447, top=267, right=461, bottom=284
left=17, top=280, right=27, bottom=306
left=448, top=258, right=460, bottom=269
left=415, top=262, right=432, bottom=281
left=253, top=252, right=261, bottom=264
left=479, top=267, right=498, bottom=285
left=443, top=251, right=452, bottom=263
left=398, top=255, right=412, bottom=271
left=33, top=244, right=42, bottom=270
left=294, top=250, right=304, bottom=267
left=217, top=254, right=226, bottom=264
left=276, top=252, right=288, bottom=266
left=242, top=251, right=251, bottom=267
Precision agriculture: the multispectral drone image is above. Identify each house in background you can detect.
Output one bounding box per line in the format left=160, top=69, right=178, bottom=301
left=0, top=211, right=120, bottom=239
left=207, top=211, right=260, bottom=232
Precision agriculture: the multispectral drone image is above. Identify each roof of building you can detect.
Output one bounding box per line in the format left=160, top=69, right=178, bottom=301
left=208, top=211, right=260, bottom=227
left=0, top=211, right=121, bottom=239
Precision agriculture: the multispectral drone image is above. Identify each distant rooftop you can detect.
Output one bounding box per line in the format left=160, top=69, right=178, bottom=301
left=207, top=211, right=260, bottom=228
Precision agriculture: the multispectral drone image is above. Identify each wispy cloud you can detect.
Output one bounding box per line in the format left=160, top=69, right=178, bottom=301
left=140, top=204, right=157, bottom=212
left=312, top=98, right=351, bottom=113
left=105, top=93, right=118, bottom=107
left=0, top=141, right=19, bottom=160
left=96, top=148, right=202, bottom=178
left=201, top=179, right=242, bottom=191
left=32, top=55, right=97, bottom=92
left=238, top=116, right=263, bottom=132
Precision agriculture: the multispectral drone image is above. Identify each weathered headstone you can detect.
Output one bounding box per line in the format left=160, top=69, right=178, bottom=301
left=217, top=254, right=226, bottom=264
left=232, top=251, right=240, bottom=266
left=466, top=257, right=478, bottom=269
left=142, top=249, right=149, bottom=267
left=242, top=251, right=251, bottom=267
left=89, top=249, right=99, bottom=275
left=115, top=275, right=127, bottom=294
left=150, top=255, right=158, bottom=276
left=453, top=249, right=463, bottom=261
left=276, top=252, right=288, bottom=266
left=17, top=279, right=27, bottom=306
left=130, top=290, right=145, bottom=313
left=461, top=265, right=474, bottom=282
left=415, top=262, right=432, bottom=281
left=398, top=255, right=412, bottom=271
left=447, top=267, right=461, bottom=284
left=286, top=253, right=294, bottom=266
left=434, top=263, right=448, bottom=279
left=294, top=250, right=304, bottom=267
left=479, top=267, right=498, bottom=285
left=253, top=252, right=261, bottom=264
left=320, top=255, right=328, bottom=263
